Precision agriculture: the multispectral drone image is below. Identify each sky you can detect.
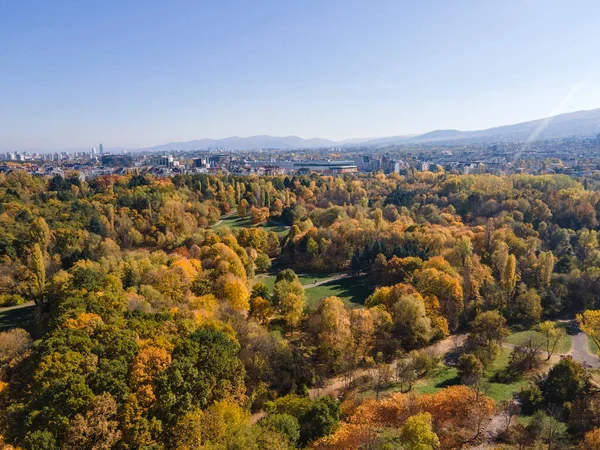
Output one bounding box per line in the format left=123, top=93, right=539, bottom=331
left=2, top=0, right=600, bottom=150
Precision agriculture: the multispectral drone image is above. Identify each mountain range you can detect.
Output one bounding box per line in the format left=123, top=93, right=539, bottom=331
left=140, top=108, right=600, bottom=152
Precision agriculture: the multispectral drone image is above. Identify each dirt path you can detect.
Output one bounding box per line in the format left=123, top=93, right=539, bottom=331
left=250, top=411, right=266, bottom=424
left=0, top=300, right=35, bottom=313
left=308, top=334, right=467, bottom=399
left=211, top=211, right=236, bottom=227
left=303, top=274, right=350, bottom=289
left=253, top=273, right=350, bottom=287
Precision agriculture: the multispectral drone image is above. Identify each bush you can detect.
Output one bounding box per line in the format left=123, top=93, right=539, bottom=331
left=472, top=342, right=500, bottom=368
left=0, top=294, right=25, bottom=307
left=409, top=350, right=440, bottom=377
left=457, top=353, right=484, bottom=384
left=260, top=413, right=300, bottom=445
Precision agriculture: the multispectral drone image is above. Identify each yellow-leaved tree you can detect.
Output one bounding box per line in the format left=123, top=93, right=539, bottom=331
left=578, top=310, right=600, bottom=355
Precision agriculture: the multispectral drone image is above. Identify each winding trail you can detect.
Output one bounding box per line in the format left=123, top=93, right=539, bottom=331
left=211, top=211, right=236, bottom=227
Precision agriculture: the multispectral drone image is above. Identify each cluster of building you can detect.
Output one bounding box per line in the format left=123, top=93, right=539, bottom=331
left=4, top=135, right=600, bottom=180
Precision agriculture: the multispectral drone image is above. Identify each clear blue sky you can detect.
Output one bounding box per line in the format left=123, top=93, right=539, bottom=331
left=2, top=0, right=600, bottom=149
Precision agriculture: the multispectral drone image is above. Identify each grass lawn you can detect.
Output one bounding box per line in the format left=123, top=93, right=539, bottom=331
left=254, top=274, right=277, bottom=291
left=505, top=323, right=572, bottom=355
left=412, top=364, right=459, bottom=395
left=589, top=335, right=600, bottom=356
left=304, top=275, right=374, bottom=310
left=253, top=273, right=339, bottom=291
left=0, top=304, right=36, bottom=332
left=484, top=347, right=529, bottom=403
left=411, top=347, right=528, bottom=403
left=212, top=214, right=289, bottom=235
left=298, top=273, right=340, bottom=285
left=252, top=274, right=374, bottom=309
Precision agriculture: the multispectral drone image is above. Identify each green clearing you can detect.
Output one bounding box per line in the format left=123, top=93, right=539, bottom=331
left=412, top=364, right=459, bottom=395
left=254, top=275, right=277, bottom=291
left=253, top=273, right=339, bottom=291
left=212, top=214, right=289, bottom=235
left=505, top=323, right=572, bottom=355
left=0, top=304, right=36, bottom=332
left=410, top=347, right=528, bottom=403
left=252, top=274, right=374, bottom=309
left=304, top=275, right=374, bottom=310
left=484, top=347, right=529, bottom=403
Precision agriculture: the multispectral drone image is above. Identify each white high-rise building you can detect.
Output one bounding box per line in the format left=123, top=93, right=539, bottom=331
left=91, top=147, right=96, bottom=156
left=99, top=143, right=104, bottom=155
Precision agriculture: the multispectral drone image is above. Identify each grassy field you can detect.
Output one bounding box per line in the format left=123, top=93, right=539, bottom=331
left=412, top=364, right=459, bottom=395
left=304, top=275, right=374, bottom=310
left=484, top=347, right=529, bottom=402
left=254, top=273, right=341, bottom=291
left=0, top=304, right=36, bottom=332
left=252, top=273, right=374, bottom=310
left=505, top=323, right=572, bottom=355
left=212, top=214, right=289, bottom=235
left=412, top=347, right=528, bottom=403
left=255, top=274, right=373, bottom=310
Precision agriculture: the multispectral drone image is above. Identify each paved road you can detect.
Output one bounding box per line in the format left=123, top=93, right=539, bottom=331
left=570, top=326, right=600, bottom=368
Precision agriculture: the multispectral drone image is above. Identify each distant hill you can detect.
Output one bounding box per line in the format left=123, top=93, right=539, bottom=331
left=145, top=135, right=343, bottom=152
left=359, top=108, right=600, bottom=147
left=136, top=108, right=600, bottom=152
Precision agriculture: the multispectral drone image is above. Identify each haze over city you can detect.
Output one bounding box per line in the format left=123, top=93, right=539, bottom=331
left=2, top=0, right=600, bottom=150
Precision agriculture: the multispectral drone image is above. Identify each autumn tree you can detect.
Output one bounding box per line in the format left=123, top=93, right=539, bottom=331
left=467, top=310, right=508, bottom=366
left=65, top=393, right=122, bottom=450
left=579, top=310, right=600, bottom=354
left=273, top=270, right=306, bottom=331
left=237, top=198, right=250, bottom=216
left=416, top=267, right=463, bottom=330
left=313, top=297, right=352, bottom=372
left=457, top=353, right=484, bottom=385
left=399, top=412, right=440, bottom=450
left=583, top=428, right=600, bottom=450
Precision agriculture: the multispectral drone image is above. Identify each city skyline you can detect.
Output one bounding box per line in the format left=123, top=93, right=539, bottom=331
left=2, top=0, right=600, bottom=149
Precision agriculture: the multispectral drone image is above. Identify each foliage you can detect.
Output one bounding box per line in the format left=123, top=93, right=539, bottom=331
left=1, top=170, right=600, bottom=448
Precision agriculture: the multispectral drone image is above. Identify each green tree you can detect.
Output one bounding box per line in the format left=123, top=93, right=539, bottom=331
left=457, top=353, right=484, bottom=384
left=155, top=326, right=246, bottom=431
left=541, top=356, right=589, bottom=406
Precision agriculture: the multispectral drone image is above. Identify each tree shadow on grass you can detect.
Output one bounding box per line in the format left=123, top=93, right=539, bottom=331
left=0, top=305, right=35, bottom=332
left=435, top=375, right=460, bottom=389
left=318, top=275, right=375, bottom=306
left=565, top=320, right=579, bottom=336
left=490, top=367, right=522, bottom=384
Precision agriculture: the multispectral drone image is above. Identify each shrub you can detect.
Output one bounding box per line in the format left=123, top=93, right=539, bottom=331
left=0, top=294, right=25, bottom=307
